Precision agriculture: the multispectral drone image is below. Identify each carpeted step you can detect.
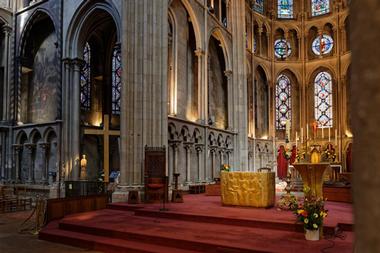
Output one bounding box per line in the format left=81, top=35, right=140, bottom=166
left=53, top=209, right=352, bottom=253
left=39, top=222, right=200, bottom=253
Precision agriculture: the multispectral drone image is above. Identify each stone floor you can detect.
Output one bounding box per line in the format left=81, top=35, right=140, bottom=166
left=0, top=210, right=99, bottom=253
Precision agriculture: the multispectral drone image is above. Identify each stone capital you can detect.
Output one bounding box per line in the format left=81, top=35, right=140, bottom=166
left=169, top=140, right=181, bottom=149
left=224, top=70, right=233, bottom=78
left=39, top=142, right=50, bottom=150
left=2, top=25, right=12, bottom=35
left=24, top=143, right=36, bottom=152
left=195, top=143, right=204, bottom=153
left=194, top=48, right=205, bottom=57
left=71, top=58, right=86, bottom=70
left=183, top=142, right=194, bottom=149
left=12, top=144, right=22, bottom=152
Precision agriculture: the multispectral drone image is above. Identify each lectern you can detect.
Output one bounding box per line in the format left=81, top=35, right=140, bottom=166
left=293, top=163, right=330, bottom=198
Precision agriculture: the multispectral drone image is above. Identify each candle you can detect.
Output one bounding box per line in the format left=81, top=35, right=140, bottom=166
left=335, top=129, right=338, bottom=146
left=296, top=132, right=298, bottom=147
left=301, top=128, right=303, bottom=143
left=328, top=128, right=331, bottom=143
left=306, top=126, right=309, bottom=140
left=286, top=119, right=290, bottom=140
left=322, top=126, right=324, bottom=139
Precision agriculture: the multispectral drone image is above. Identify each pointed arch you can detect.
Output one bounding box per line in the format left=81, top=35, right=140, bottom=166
left=65, top=1, right=121, bottom=59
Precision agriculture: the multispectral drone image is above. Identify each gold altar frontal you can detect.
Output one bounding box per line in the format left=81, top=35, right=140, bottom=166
left=293, top=163, right=330, bottom=198
left=220, top=171, right=275, bottom=208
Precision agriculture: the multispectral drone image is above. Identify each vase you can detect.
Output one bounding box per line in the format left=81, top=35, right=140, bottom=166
left=305, top=228, right=319, bottom=241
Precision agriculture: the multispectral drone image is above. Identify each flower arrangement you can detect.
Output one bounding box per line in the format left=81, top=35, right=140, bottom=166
left=323, top=149, right=336, bottom=162
left=221, top=164, right=230, bottom=172
left=283, top=148, right=292, bottom=160
left=296, top=148, right=306, bottom=162
left=293, top=187, right=328, bottom=231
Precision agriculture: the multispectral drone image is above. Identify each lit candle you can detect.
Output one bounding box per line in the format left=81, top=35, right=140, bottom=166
left=322, top=126, right=324, bottom=139
left=328, top=127, right=331, bottom=143
left=286, top=119, right=291, bottom=140
left=296, top=132, right=298, bottom=147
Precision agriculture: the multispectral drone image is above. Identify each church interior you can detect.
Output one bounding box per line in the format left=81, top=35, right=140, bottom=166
left=0, top=0, right=378, bottom=252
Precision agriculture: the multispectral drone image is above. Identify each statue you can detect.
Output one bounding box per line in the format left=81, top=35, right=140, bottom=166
left=80, top=155, right=87, bottom=180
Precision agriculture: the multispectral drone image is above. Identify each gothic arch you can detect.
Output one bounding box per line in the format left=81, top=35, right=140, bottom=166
left=208, top=28, right=231, bottom=71
left=19, top=9, right=58, bottom=57
left=65, top=1, right=121, bottom=59
left=16, top=131, right=27, bottom=144
left=29, top=129, right=41, bottom=144
left=176, top=0, right=202, bottom=50
left=308, top=66, right=336, bottom=84
left=43, top=127, right=57, bottom=143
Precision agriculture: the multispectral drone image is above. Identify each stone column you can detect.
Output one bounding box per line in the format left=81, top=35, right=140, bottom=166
left=24, top=143, right=35, bottom=184
left=2, top=25, right=11, bottom=121
left=62, top=59, right=71, bottom=180
left=170, top=141, right=180, bottom=177
left=195, top=143, right=204, bottom=182
left=219, top=148, right=225, bottom=169
left=0, top=144, right=2, bottom=181
left=184, top=142, right=193, bottom=184
left=13, top=145, right=22, bottom=182
left=225, top=70, right=233, bottom=130
left=210, top=146, right=217, bottom=180
left=71, top=59, right=83, bottom=181
left=258, top=28, right=263, bottom=56
left=119, top=0, right=168, bottom=192
left=351, top=1, right=380, bottom=251
left=195, top=49, right=206, bottom=123
left=39, top=143, right=50, bottom=185
left=230, top=0, right=248, bottom=171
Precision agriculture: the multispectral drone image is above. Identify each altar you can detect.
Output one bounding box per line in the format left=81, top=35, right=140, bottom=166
left=220, top=171, right=275, bottom=208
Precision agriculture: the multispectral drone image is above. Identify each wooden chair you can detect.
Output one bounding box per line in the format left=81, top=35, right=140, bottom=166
left=144, top=177, right=165, bottom=203
left=144, top=147, right=167, bottom=203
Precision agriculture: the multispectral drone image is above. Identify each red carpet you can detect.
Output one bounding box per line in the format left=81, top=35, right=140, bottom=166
left=39, top=194, right=354, bottom=253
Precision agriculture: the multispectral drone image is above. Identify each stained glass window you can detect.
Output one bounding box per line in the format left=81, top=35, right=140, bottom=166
left=311, top=0, right=330, bottom=16
left=314, top=72, right=333, bottom=128
left=312, top=34, right=334, bottom=56
left=253, top=0, right=264, bottom=14
left=278, top=0, right=293, bottom=19
left=274, top=39, right=291, bottom=59
left=81, top=42, right=91, bottom=110
left=111, top=46, right=122, bottom=115
left=276, top=74, right=291, bottom=129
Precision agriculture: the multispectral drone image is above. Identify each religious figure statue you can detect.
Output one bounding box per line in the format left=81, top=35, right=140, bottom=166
left=80, top=155, right=87, bottom=180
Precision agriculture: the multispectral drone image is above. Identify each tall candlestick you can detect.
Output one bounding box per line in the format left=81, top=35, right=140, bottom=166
left=328, top=128, right=331, bottom=143
left=322, top=126, right=324, bottom=139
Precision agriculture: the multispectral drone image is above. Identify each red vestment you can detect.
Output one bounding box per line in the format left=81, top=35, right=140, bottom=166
left=277, top=145, right=288, bottom=179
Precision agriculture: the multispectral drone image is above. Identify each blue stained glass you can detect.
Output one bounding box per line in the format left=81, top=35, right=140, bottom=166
left=278, top=0, right=293, bottom=19
left=311, top=0, right=330, bottom=17
left=314, top=71, right=333, bottom=128
left=81, top=42, right=91, bottom=111
left=312, top=34, right=334, bottom=56
left=276, top=74, right=291, bottom=129
left=253, top=0, right=264, bottom=14
left=274, top=39, right=291, bottom=59
left=111, top=47, right=122, bottom=115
